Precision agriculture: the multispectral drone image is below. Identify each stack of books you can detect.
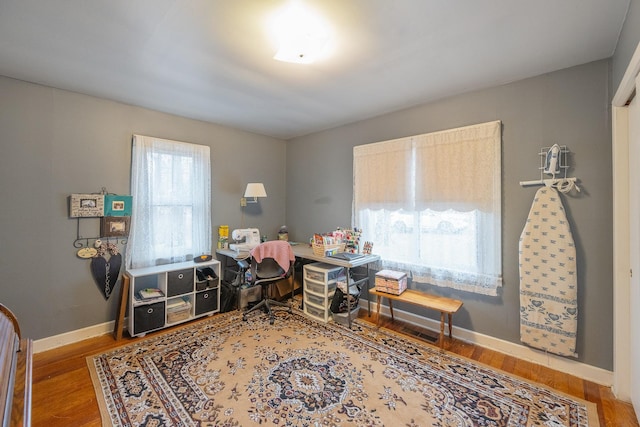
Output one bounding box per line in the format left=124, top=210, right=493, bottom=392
left=137, top=288, right=164, bottom=300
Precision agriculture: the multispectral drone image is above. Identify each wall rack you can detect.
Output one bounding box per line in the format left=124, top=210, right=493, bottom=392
left=519, top=145, right=580, bottom=193
left=70, top=187, right=130, bottom=250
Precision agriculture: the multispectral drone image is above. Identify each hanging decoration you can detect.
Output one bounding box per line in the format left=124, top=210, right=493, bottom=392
left=69, top=187, right=131, bottom=298
left=90, top=240, right=122, bottom=300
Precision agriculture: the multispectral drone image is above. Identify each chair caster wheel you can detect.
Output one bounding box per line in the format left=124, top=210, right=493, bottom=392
left=242, top=316, right=247, bottom=322
left=269, top=319, right=274, bottom=325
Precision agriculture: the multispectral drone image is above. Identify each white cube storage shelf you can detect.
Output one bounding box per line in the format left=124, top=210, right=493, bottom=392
left=126, top=260, right=220, bottom=337
left=303, top=262, right=344, bottom=323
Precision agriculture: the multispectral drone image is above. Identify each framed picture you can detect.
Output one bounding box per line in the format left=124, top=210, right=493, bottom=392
left=69, top=194, right=105, bottom=218
left=100, top=216, right=130, bottom=237
left=104, top=194, right=132, bottom=216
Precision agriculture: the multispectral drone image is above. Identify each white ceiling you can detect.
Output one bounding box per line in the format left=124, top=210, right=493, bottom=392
left=0, top=0, right=631, bottom=139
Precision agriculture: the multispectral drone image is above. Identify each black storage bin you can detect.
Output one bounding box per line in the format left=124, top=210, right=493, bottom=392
left=133, top=301, right=165, bottom=335
left=196, top=267, right=218, bottom=291
left=219, top=281, right=237, bottom=313
left=195, top=273, right=208, bottom=291
left=330, top=284, right=361, bottom=313
left=167, top=268, right=194, bottom=297
left=195, top=289, right=218, bottom=315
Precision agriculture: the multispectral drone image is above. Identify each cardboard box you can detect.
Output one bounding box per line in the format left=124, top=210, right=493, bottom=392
left=375, top=269, right=408, bottom=295
left=274, top=277, right=301, bottom=299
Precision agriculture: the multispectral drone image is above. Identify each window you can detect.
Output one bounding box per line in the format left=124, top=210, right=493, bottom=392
left=126, top=135, right=211, bottom=269
left=353, top=121, right=502, bottom=295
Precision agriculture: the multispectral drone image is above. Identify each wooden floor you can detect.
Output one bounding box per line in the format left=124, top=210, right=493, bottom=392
left=32, top=309, right=638, bottom=427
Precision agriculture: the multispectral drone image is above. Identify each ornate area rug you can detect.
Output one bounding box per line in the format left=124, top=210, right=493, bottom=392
left=87, top=309, right=599, bottom=426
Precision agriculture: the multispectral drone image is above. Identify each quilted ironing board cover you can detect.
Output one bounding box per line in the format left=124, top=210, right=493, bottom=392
left=519, top=187, right=577, bottom=357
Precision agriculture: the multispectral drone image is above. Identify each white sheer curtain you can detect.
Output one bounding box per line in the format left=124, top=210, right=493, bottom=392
left=126, top=134, right=211, bottom=269
left=353, top=121, right=502, bottom=295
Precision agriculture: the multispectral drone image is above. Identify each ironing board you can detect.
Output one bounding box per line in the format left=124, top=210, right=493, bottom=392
left=519, top=187, right=577, bottom=357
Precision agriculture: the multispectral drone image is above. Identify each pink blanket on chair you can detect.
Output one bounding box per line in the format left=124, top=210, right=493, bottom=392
left=250, top=240, right=295, bottom=272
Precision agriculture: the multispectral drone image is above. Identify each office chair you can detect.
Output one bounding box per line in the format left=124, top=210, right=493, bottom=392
left=242, top=240, right=295, bottom=324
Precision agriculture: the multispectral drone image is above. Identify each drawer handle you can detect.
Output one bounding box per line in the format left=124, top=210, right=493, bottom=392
left=178, top=273, right=184, bottom=279
left=203, top=293, right=209, bottom=299
left=147, top=308, right=154, bottom=314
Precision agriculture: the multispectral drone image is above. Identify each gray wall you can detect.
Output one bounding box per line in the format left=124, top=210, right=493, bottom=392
left=613, top=0, right=640, bottom=91
left=0, top=56, right=618, bottom=372
left=0, top=76, right=287, bottom=340
left=286, top=59, right=613, bottom=370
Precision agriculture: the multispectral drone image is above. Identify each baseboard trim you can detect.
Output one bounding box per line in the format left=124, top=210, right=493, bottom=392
left=359, top=300, right=613, bottom=386
left=33, top=320, right=116, bottom=353
left=34, top=304, right=614, bottom=387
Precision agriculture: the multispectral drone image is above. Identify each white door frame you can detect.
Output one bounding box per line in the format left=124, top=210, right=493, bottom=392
left=612, top=41, right=640, bottom=403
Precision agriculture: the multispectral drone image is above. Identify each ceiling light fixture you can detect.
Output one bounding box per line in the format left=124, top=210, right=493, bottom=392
left=270, top=1, right=331, bottom=64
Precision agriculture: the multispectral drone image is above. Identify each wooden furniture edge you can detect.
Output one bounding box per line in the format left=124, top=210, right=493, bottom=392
left=1, top=303, right=32, bottom=426
left=369, top=289, right=463, bottom=350
left=113, top=274, right=130, bottom=340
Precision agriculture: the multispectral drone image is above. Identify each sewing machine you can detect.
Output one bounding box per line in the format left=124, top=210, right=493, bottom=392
left=229, top=228, right=261, bottom=252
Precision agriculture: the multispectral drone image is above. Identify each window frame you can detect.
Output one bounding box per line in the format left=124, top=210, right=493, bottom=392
left=353, top=121, right=502, bottom=295
left=126, top=134, right=211, bottom=269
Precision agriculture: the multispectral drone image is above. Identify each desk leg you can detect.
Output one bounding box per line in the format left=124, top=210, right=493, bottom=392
left=439, top=312, right=445, bottom=350
left=346, top=268, right=352, bottom=328
left=290, top=268, right=295, bottom=303
left=295, top=258, right=303, bottom=310
left=366, top=263, right=371, bottom=316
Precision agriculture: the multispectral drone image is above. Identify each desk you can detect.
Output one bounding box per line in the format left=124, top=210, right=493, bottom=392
left=290, top=244, right=380, bottom=327
left=369, top=288, right=463, bottom=350
left=217, top=244, right=380, bottom=327
left=216, top=248, right=250, bottom=263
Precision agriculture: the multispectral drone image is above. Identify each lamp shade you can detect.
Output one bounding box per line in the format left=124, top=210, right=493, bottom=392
left=244, top=183, right=267, bottom=198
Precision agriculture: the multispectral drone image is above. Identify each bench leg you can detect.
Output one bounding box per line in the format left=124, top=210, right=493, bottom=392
left=388, top=299, right=394, bottom=321
left=448, top=313, right=453, bottom=338
left=439, top=312, right=445, bottom=350
left=376, top=296, right=382, bottom=327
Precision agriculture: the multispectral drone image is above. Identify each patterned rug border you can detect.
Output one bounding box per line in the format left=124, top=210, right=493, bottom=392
left=87, top=308, right=601, bottom=426
left=342, top=316, right=602, bottom=424
left=297, top=311, right=601, bottom=427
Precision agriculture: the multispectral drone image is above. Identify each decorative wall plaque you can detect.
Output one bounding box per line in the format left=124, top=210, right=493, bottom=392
left=69, top=194, right=105, bottom=218
left=100, top=216, right=130, bottom=237
left=104, top=194, right=132, bottom=216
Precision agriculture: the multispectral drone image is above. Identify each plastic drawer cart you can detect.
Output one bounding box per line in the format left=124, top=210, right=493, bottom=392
left=303, top=262, right=344, bottom=322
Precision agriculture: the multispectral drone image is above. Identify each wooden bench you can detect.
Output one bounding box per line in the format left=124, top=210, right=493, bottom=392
left=369, top=288, right=463, bottom=350
left=0, top=304, right=32, bottom=426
